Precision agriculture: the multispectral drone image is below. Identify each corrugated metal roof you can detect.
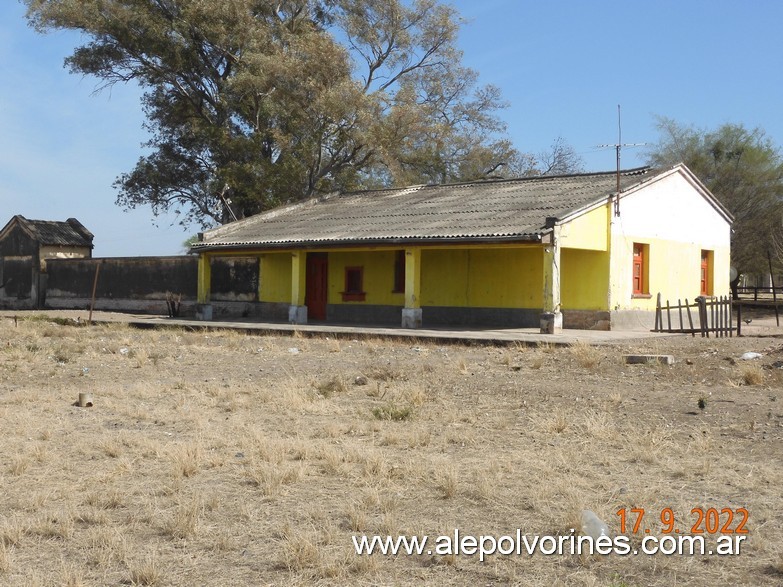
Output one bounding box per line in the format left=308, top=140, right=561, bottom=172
left=9, top=216, right=94, bottom=247
left=195, top=167, right=655, bottom=250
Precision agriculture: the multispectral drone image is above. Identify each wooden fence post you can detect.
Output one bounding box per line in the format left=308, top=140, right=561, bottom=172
left=696, top=296, right=707, bottom=337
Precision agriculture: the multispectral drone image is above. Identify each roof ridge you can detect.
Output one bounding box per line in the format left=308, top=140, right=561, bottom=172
left=331, top=167, right=653, bottom=196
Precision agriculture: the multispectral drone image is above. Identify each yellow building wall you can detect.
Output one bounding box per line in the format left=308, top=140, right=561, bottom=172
left=259, top=247, right=547, bottom=309
left=609, top=237, right=731, bottom=310
left=558, top=205, right=608, bottom=251
left=420, top=248, right=543, bottom=308
left=327, top=250, right=404, bottom=306
left=560, top=249, right=610, bottom=310
left=608, top=171, right=732, bottom=311
left=251, top=243, right=619, bottom=313
left=259, top=253, right=292, bottom=303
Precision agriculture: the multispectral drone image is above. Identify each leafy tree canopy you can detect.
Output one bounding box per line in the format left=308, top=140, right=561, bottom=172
left=646, top=117, right=783, bottom=275
left=25, top=0, right=578, bottom=227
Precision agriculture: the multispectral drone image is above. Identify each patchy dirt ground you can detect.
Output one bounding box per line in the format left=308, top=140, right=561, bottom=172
left=0, top=313, right=782, bottom=586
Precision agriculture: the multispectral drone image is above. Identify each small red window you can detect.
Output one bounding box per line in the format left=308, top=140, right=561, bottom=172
left=342, top=266, right=365, bottom=301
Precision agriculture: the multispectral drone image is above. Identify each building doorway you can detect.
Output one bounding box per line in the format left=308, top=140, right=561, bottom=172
left=305, top=253, right=328, bottom=320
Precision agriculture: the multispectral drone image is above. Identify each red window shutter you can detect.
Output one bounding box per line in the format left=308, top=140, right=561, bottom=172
left=700, top=251, right=709, bottom=295
left=633, top=244, right=644, bottom=294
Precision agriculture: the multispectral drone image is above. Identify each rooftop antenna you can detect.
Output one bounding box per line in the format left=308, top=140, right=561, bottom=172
left=596, top=105, right=646, bottom=216
left=218, top=183, right=238, bottom=223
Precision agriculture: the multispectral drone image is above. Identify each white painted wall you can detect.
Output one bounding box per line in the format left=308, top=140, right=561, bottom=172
left=609, top=168, right=732, bottom=312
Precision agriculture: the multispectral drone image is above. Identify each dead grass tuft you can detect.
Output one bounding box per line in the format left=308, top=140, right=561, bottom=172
left=245, top=462, right=304, bottom=496
left=100, top=437, right=123, bottom=458
left=86, top=488, right=124, bottom=510
left=32, top=509, right=75, bottom=540
left=0, top=520, right=25, bottom=548
left=279, top=525, right=321, bottom=572
left=0, top=543, right=9, bottom=574
left=402, top=385, right=428, bottom=407
left=59, top=562, right=86, bottom=587
left=315, top=375, right=347, bottom=397
left=367, top=366, right=401, bottom=382
left=164, top=495, right=203, bottom=540
left=543, top=411, right=569, bottom=434
left=570, top=341, right=602, bottom=369
left=372, top=402, right=414, bottom=421
left=435, top=463, right=458, bottom=499
left=345, top=502, right=368, bottom=532
left=740, top=363, right=764, bottom=385
left=129, top=555, right=164, bottom=586
left=8, top=455, right=30, bottom=476
left=170, top=442, right=202, bottom=478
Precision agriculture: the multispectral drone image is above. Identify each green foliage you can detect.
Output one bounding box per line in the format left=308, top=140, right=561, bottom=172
left=647, top=117, right=783, bottom=274
left=25, top=0, right=567, bottom=227
left=181, top=234, right=200, bottom=253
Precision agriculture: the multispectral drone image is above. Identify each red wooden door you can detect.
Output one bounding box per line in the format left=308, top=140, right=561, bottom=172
left=700, top=250, right=709, bottom=295
left=305, top=253, right=328, bottom=320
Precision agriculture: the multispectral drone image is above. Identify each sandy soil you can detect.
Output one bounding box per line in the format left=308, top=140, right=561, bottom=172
left=0, top=313, right=781, bottom=586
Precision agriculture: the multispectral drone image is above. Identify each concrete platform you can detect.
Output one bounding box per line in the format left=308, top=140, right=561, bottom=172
left=2, top=310, right=685, bottom=347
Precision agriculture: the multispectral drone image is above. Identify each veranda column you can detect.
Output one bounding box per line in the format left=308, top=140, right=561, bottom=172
left=541, top=222, right=562, bottom=333
left=401, top=247, right=422, bottom=328
left=288, top=250, right=308, bottom=324
left=196, top=253, right=213, bottom=320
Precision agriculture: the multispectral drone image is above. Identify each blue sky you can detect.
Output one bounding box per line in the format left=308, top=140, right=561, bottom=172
left=1, top=0, right=782, bottom=256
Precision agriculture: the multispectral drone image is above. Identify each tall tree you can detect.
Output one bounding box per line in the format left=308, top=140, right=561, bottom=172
left=25, top=0, right=532, bottom=227
left=646, top=117, right=783, bottom=275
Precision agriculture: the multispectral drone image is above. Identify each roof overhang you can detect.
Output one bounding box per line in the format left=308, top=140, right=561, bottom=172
left=191, top=233, right=544, bottom=254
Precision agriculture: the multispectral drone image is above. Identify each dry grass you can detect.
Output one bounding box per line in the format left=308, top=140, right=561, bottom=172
left=569, top=340, right=603, bottom=369
left=128, top=555, right=164, bottom=586
left=435, top=463, right=459, bottom=499
left=170, top=442, right=202, bottom=478
left=0, top=315, right=781, bottom=586
left=739, top=363, right=765, bottom=385
left=0, top=542, right=9, bottom=574
left=164, top=495, right=203, bottom=540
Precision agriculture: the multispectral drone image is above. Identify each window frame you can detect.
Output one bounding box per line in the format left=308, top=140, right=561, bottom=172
left=341, top=266, right=366, bottom=302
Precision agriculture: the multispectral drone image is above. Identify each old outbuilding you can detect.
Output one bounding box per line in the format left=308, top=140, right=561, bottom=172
left=0, top=215, right=94, bottom=308
left=191, top=164, right=732, bottom=331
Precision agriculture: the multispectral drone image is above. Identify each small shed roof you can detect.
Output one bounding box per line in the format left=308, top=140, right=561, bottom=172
left=194, top=166, right=715, bottom=251
left=0, top=215, right=94, bottom=248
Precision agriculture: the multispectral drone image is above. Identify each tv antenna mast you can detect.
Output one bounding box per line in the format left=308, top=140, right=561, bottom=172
left=596, top=105, right=646, bottom=216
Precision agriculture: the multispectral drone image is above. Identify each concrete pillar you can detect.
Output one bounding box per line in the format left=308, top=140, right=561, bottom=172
left=541, top=226, right=562, bottom=333
left=402, top=247, right=422, bottom=328
left=196, top=253, right=212, bottom=320
left=289, top=251, right=307, bottom=324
